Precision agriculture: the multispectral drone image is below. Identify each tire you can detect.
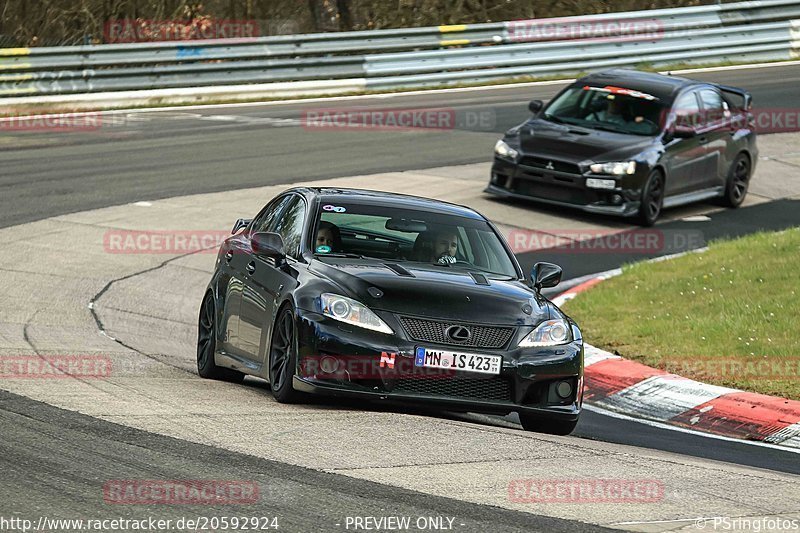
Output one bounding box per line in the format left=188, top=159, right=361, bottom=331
left=719, top=153, right=750, bottom=208
left=268, top=306, right=303, bottom=403
left=519, top=414, right=578, bottom=436
left=635, top=170, right=665, bottom=227
left=197, top=292, right=245, bottom=383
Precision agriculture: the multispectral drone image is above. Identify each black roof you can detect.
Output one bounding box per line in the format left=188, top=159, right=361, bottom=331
left=576, top=69, right=702, bottom=102
left=299, top=187, right=485, bottom=220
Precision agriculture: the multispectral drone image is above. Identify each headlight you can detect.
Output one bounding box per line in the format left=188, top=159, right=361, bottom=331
left=519, top=319, right=571, bottom=347
left=590, top=161, right=636, bottom=175
left=494, top=140, right=519, bottom=161
left=321, top=293, right=393, bottom=334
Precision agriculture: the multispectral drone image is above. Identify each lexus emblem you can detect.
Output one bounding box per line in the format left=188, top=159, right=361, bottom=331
left=446, top=325, right=472, bottom=342
left=545, top=161, right=555, bottom=170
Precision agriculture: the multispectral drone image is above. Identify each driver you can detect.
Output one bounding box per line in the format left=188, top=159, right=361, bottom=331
left=591, top=96, right=651, bottom=133
left=413, top=228, right=458, bottom=264
left=592, top=97, right=628, bottom=124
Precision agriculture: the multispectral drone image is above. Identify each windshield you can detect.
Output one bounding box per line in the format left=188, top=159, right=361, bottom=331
left=312, top=202, right=518, bottom=278
left=542, top=84, right=666, bottom=136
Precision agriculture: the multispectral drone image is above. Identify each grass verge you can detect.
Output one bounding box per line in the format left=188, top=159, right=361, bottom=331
left=563, top=227, right=800, bottom=400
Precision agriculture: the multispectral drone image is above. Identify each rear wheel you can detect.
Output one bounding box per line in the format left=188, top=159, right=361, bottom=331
left=636, top=170, right=664, bottom=227
left=719, top=153, right=750, bottom=208
left=197, top=292, right=244, bottom=383
left=519, top=414, right=578, bottom=436
left=268, top=307, right=303, bottom=403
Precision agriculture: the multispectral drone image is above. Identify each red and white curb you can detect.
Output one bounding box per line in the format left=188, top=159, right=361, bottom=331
left=555, top=273, right=800, bottom=450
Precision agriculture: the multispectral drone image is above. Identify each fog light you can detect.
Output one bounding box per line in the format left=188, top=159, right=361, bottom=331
left=556, top=380, right=573, bottom=399
left=320, top=356, right=339, bottom=374
left=611, top=194, right=623, bottom=205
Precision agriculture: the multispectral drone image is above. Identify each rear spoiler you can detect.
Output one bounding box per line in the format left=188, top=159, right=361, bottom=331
left=716, top=84, right=752, bottom=110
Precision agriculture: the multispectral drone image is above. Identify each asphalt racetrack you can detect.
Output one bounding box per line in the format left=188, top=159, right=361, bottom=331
left=2, top=63, right=800, bottom=531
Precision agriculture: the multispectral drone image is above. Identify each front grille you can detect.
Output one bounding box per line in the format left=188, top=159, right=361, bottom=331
left=399, top=317, right=514, bottom=349
left=519, top=156, right=581, bottom=175
left=511, top=180, right=597, bottom=205
left=394, top=376, right=512, bottom=402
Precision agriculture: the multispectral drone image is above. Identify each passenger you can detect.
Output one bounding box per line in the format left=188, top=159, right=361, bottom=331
left=316, top=221, right=342, bottom=252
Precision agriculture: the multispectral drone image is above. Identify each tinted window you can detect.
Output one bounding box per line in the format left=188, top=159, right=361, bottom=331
left=699, top=89, right=723, bottom=112
left=672, top=92, right=701, bottom=128
left=271, top=196, right=306, bottom=259
left=698, top=89, right=727, bottom=125
left=251, top=195, right=292, bottom=234
left=543, top=85, right=665, bottom=136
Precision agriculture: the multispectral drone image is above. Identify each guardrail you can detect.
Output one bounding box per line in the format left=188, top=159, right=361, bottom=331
left=0, top=0, right=798, bottom=103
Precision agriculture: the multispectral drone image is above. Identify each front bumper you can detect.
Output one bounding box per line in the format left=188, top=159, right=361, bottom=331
left=487, top=157, right=642, bottom=217
left=294, top=308, right=583, bottom=420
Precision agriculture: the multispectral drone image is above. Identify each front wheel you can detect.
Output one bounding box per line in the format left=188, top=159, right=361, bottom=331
left=635, top=170, right=665, bottom=227
left=519, top=414, right=578, bottom=436
left=719, top=153, right=750, bottom=208
left=268, top=307, right=303, bottom=403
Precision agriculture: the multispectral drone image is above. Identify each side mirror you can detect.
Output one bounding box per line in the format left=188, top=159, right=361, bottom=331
left=251, top=232, right=285, bottom=259
left=531, top=262, right=562, bottom=290
left=528, top=99, right=544, bottom=114
left=672, top=124, right=696, bottom=138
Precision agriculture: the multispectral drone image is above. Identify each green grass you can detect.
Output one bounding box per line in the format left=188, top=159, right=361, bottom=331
left=563, top=227, right=800, bottom=400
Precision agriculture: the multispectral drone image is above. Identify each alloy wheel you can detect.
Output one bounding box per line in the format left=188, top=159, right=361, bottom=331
left=270, top=311, right=294, bottom=392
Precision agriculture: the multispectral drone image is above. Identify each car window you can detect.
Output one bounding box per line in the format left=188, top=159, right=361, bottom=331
left=314, top=203, right=518, bottom=278
left=271, top=195, right=306, bottom=259
left=672, top=91, right=701, bottom=129
left=542, top=84, right=664, bottom=136
left=251, top=195, right=293, bottom=234
left=698, top=89, right=727, bottom=126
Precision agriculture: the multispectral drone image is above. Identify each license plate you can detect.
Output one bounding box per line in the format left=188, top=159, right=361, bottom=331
left=414, top=347, right=502, bottom=375
left=586, top=178, right=616, bottom=190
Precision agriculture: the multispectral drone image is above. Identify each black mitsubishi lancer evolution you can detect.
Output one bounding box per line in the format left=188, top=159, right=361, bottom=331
left=197, top=188, right=584, bottom=435
left=487, top=69, right=757, bottom=225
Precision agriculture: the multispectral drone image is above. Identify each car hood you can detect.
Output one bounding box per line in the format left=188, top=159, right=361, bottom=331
left=310, top=259, right=548, bottom=326
left=517, top=118, right=655, bottom=163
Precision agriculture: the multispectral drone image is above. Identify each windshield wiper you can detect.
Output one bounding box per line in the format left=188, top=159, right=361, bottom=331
left=315, top=252, right=376, bottom=260
left=543, top=113, right=565, bottom=124
left=587, top=123, right=629, bottom=134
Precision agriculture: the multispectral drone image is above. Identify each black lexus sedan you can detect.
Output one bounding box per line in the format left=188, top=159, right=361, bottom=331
left=197, top=188, right=584, bottom=435
left=486, top=69, right=757, bottom=225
